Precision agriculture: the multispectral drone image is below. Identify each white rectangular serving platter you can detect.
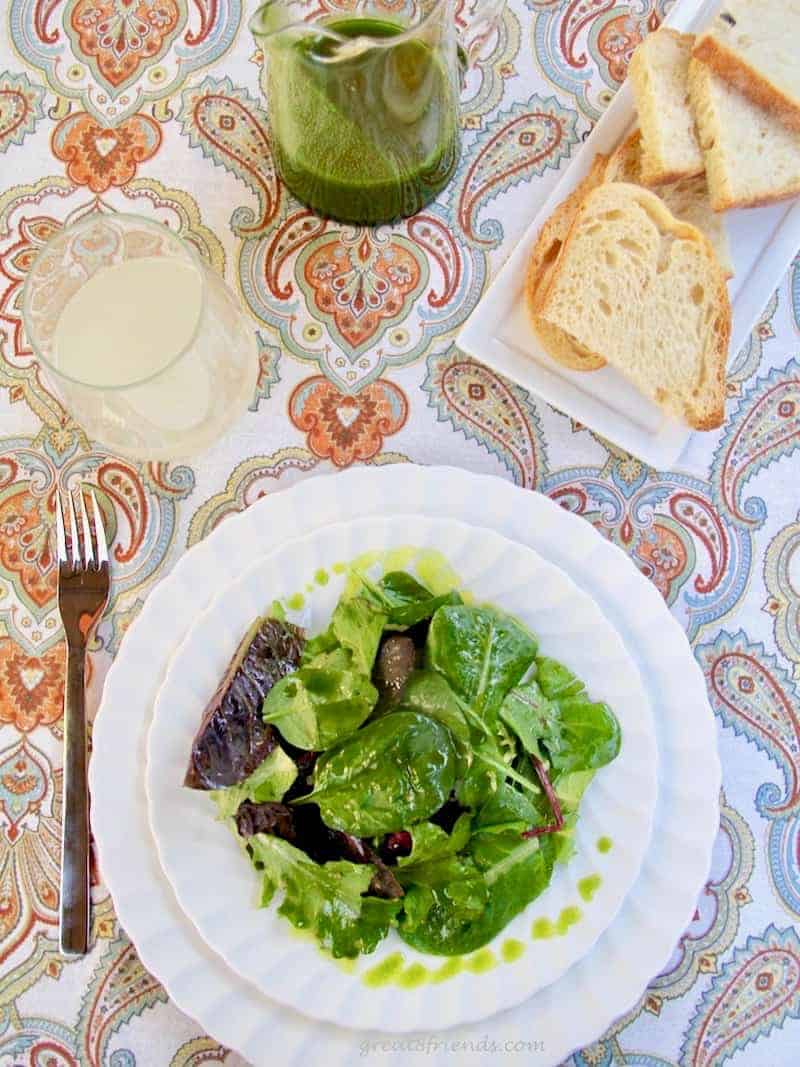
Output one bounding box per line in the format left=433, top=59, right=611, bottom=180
left=457, top=0, right=800, bottom=469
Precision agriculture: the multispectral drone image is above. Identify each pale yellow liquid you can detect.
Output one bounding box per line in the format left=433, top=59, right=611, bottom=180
left=52, top=257, right=203, bottom=388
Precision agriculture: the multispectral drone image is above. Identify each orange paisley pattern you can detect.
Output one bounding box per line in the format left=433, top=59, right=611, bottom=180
left=289, top=376, right=408, bottom=467
left=51, top=111, right=162, bottom=193
left=0, top=484, right=56, bottom=611
left=0, top=639, right=65, bottom=732
left=69, top=1, right=182, bottom=90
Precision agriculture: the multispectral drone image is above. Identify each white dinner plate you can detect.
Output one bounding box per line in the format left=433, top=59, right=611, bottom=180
left=91, top=466, right=720, bottom=1066
left=457, top=0, right=800, bottom=469
left=146, top=515, right=657, bottom=1032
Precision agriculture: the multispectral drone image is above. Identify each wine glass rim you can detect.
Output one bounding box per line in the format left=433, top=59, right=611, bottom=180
left=21, top=212, right=210, bottom=392
left=249, top=0, right=450, bottom=52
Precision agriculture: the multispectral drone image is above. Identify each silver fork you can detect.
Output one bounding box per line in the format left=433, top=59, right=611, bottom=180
left=56, top=486, right=110, bottom=956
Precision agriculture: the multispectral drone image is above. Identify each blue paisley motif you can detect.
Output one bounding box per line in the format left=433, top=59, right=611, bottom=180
left=681, top=925, right=800, bottom=1067
left=768, top=815, right=800, bottom=919
left=729, top=292, right=778, bottom=384
left=544, top=462, right=752, bottom=638
left=712, top=358, right=800, bottom=528
left=696, top=630, right=800, bottom=917
left=423, top=345, right=548, bottom=488
left=696, top=630, right=800, bottom=817
left=453, top=92, right=579, bottom=247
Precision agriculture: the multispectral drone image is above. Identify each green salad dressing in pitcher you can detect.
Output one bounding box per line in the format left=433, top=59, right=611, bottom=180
left=252, top=3, right=466, bottom=224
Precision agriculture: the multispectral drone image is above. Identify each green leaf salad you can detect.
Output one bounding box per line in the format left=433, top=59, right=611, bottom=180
left=183, top=568, right=621, bottom=958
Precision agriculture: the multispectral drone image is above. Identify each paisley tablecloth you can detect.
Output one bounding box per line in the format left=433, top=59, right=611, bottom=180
left=0, top=2, right=799, bottom=1065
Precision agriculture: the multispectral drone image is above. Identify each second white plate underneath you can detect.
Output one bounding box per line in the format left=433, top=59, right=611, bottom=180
left=145, top=514, right=657, bottom=1033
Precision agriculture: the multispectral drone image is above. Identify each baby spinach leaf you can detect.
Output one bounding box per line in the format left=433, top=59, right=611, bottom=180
left=399, top=855, right=487, bottom=935
left=553, top=769, right=595, bottom=812
left=471, top=782, right=541, bottom=850
left=396, top=813, right=472, bottom=872
left=403, top=785, right=558, bottom=960
left=398, top=834, right=551, bottom=956
left=250, top=834, right=399, bottom=957
left=427, top=606, right=537, bottom=726
left=262, top=666, right=377, bottom=750
left=454, top=736, right=501, bottom=809
left=397, top=670, right=472, bottom=773
left=210, top=746, right=298, bottom=819
left=536, top=657, right=587, bottom=700
left=357, top=570, right=463, bottom=628
left=552, top=695, right=621, bottom=772
left=299, top=711, right=456, bottom=836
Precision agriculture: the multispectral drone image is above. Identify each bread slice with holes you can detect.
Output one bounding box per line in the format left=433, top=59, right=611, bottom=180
left=605, top=130, right=733, bottom=276
left=688, top=58, right=800, bottom=210
left=693, top=0, right=800, bottom=133
left=525, top=154, right=608, bottom=372
left=536, top=183, right=730, bottom=430
left=628, top=29, right=705, bottom=185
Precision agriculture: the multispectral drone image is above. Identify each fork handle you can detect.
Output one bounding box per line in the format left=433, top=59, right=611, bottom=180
left=60, top=642, right=90, bottom=956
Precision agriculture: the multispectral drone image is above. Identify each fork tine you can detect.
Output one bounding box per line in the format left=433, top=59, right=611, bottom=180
left=66, top=488, right=81, bottom=569
left=55, top=492, right=68, bottom=564
left=90, top=488, right=108, bottom=566
left=77, top=487, right=94, bottom=568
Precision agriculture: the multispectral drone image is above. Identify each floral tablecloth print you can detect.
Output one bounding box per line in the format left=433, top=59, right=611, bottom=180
left=0, top=1, right=799, bottom=1065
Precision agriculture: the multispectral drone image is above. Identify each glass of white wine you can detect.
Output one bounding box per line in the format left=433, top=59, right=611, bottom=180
left=23, top=213, right=258, bottom=460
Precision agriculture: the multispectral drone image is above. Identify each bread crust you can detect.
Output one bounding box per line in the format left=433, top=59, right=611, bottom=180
left=629, top=28, right=706, bottom=185
left=693, top=34, right=800, bottom=133
left=640, top=165, right=706, bottom=187
left=688, top=56, right=800, bottom=212
left=537, top=183, right=729, bottom=431
left=525, top=155, right=608, bottom=372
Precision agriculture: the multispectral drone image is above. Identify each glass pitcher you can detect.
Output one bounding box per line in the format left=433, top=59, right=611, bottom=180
left=250, top=0, right=505, bottom=225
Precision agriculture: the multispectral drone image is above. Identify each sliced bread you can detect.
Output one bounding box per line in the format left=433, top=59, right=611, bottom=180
left=688, top=58, right=800, bottom=211
left=693, top=0, right=800, bottom=133
left=525, top=154, right=608, bottom=372
left=605, top=130, right=733, bottom=277
left=536, top=183, right=730, bottom=431
left=628, top=28, right=704, bottom=185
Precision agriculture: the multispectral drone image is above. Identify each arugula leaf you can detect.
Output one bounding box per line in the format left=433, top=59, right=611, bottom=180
left=298, top=711, right=457, bottom=836
left=250, top=834, right=399, bottom=957
left=262, top=666, right=377, bottom=750
left=210, top=746, right=298, bottom=818
left=498, top=679, right=561, bottom=762
left=427, top=606, right=537, bottom=725
left=501, top=664, right=620, bottom=774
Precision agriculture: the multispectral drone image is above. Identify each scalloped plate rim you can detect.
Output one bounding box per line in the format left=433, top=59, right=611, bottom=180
left=144, top=514, right=657, bottom=1032
left=90, top=466, right=720, bottom=1067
